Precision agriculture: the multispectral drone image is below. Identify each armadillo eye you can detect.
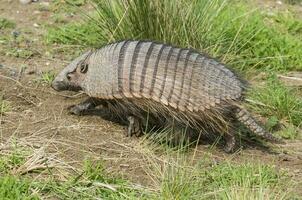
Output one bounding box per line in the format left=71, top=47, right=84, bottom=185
left=80, top=63, right=88, bottom=73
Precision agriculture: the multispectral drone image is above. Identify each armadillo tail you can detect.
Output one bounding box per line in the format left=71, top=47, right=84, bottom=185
left=235, top=108, right=284, bottom=144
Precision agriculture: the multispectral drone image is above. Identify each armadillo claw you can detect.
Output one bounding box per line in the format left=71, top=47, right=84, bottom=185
left=127, top=116, right=143, bottom=137
left=68, top=105, right=84, bottom=116
left=67, top=99, right=97, bottom=116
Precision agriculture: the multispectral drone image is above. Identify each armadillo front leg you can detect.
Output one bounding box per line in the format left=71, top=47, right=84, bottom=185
left=69, top=98, right=105, bottom=115
left=126, top=116, right=143, bottom=137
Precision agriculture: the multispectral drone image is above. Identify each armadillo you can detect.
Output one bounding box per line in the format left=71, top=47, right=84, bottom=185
left=51, top=40, right=282, bottom=152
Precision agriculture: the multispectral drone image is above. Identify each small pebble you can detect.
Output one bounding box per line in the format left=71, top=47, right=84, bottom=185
left=120, top=164, right=130, bottom=168
left=12, top=31, right=20, bottom=38
left=33, top=23, right=39, bottom=28
left=40, top=2, right=49, bottom=7
left=276, top=1, right=282, bottom=5
left=281, top=156, right=290, bottom=162
left=19, top=0, right=32, bottom=4
left=10, top=71, right=17, bottom=77
left=27, top=70, right=36, bottom=75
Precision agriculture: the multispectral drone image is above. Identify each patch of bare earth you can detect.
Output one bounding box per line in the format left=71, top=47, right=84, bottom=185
left=0, top=0, right=301, bottom=194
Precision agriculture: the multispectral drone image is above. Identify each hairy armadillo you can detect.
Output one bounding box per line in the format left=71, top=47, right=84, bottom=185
left=51, top=40, right=282, bottom=152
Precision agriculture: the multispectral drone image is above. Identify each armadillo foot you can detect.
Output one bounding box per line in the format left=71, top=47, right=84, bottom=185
left=69, top=104, right=91, bottom=115
left=68, top=98, right=103, bottom=115
left=223, top=132, right=236, bottom=153
left=127, top=116, right=142, bottom=137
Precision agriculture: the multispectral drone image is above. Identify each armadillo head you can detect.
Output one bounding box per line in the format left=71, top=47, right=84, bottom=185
left=51, top=50, right=93, bottom=92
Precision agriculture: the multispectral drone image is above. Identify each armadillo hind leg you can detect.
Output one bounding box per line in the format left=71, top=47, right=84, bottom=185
left=235, top=108, right=283, bottom=143
left=223, top=130, right=237, bottom=153
left=127, top=115, right=143, bottom=137
left=68, top=98, right=107, bottom=115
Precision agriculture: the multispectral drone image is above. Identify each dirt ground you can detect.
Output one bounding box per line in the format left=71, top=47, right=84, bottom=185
left=0, top=0, right=301, bottom=191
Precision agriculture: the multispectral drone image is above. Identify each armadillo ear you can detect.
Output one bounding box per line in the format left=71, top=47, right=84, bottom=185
left=80, top=62, right=88, bottom=73
left=79, top=50, right=93, bottom=74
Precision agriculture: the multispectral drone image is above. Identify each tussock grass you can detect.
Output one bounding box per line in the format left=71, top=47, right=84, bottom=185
left=46, top=0, right=302, bottom=71
left=166, top=163, right=288, bottom=199
left=143, top=149, right=294, bottom=200
left=130, top=138, right=296, bottom=199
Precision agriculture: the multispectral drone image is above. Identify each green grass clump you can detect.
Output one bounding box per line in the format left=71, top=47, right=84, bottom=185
left=6, top=48, right=34, bottom=59
left=46, top=0, right=302, bottom=71
left=0, top=33, right=35, bottom=58
left=0, top=138, right=297, bottom=199
left=0, top=144, right=150, bottom=199
left=0, top=176, right=39, bottom=200
left=0, top=145, right=30, bottom=174
left=46, top=22, right=102, bottom=47
left=272, top=12, right=302, bottom=40
left=276, top=125, right=299, bottom=140
left=155, top=157, right=292, bottom=200
left=203, top=163, right=283, bottom=199
left=0, top=18, right=15, bottom=30
left=248, top=75, right=302, bottom=129
left=284, top=0, right=302, bottom=5
left=38, top=159, right=150, bottom=199
left=50, top=0, right=87, bottom=13
left=0, top=98, right=10, bottom=114
left=0, top=144, right=38, bottom=199
left=40, top=71, right=56, bottom=85
left=33, top=71, right=56, bottom=86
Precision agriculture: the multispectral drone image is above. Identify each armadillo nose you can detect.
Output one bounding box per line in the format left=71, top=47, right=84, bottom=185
left=51, top=80, right=60, bottom=91
left=51, top=79, right=66, bottom=91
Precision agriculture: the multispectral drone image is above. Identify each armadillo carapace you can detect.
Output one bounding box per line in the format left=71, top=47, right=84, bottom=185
left=51, top=40, right=281, bottom=152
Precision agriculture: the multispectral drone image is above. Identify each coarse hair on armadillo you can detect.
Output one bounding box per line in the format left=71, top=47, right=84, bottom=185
left=81, top=40, right=280, bottom=142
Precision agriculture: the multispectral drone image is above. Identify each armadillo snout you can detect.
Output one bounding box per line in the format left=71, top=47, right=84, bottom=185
left=51, top=79, right=65, bottom=91
left=51, top=74, right=71, bottom=91
left=51, top=76, right=82, bottom=92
